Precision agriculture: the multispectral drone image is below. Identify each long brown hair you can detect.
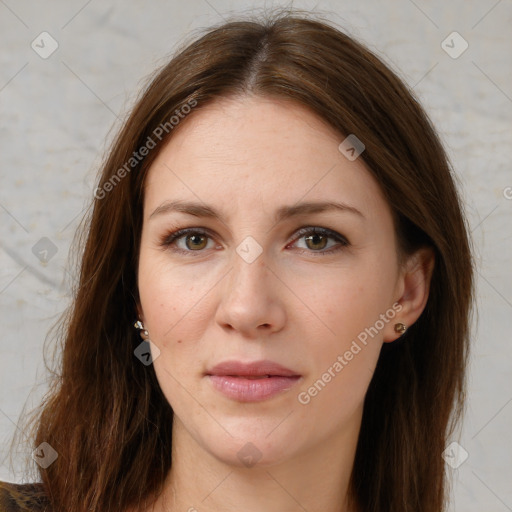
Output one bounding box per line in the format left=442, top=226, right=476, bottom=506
left=12, top=8, right=473, bottom=512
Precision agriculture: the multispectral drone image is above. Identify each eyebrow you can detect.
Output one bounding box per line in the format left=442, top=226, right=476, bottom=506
left=149, top=199, right=365, bottom=224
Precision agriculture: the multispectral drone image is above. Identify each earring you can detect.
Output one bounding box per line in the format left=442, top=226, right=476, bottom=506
left=134, top=319, right=149, bottom=340
left=394, top=322, right=407, bottom=335
left=133, top=319, right=161, bottom=365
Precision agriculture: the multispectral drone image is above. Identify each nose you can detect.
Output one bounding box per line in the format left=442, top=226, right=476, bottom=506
left=214, top=249, right=287, bottom=338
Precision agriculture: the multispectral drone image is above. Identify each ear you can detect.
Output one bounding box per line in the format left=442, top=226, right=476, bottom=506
left=383, top=246, right=435, bottom=343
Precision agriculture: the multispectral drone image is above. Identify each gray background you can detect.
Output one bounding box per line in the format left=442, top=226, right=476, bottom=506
left=1, top=1, right=511, bottom=510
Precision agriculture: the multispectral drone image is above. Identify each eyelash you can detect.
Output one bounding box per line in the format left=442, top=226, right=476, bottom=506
left=159, top=226, right=349, bottom=256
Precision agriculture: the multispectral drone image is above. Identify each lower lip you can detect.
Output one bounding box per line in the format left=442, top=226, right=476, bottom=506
left=207, top=375, right=301, bottom=402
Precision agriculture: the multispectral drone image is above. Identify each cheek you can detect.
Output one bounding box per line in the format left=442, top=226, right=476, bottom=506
left=295, top=271, right=387, bottom=420
left=296, top=251, right=397, bottom=392
left=309, top=261, right=396, bottom=343
left=137, top=254, right=214, bottom=350
left=295, top=347, right=377, bottom=436
left=138, top=257, right=214, bottom=408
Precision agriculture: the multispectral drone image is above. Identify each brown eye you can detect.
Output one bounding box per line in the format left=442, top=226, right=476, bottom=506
left=160, top=228, right=215, bottom=254
left=291, top=227, right=349, bottom=255
left=185, top=233, right=208, bottom=250
left=304, top=233, right=328, bottom=251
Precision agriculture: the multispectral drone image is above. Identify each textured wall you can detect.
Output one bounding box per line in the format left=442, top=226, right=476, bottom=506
left=1, top=1, right=511, bottom=510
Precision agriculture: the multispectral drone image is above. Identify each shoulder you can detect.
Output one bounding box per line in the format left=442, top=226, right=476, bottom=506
left=0, top=481, right=50, bottom=512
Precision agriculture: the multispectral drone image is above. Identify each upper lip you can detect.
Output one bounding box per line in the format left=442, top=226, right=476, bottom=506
left=206, top=359, right=301, bottom=377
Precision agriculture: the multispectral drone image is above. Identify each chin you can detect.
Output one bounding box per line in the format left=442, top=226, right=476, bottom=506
left=197, top=422, right=298, bottom=469
left=210, top=439, right=291, bottom=469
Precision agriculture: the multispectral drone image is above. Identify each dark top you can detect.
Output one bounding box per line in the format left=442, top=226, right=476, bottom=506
left=0, top=481, right=50, bottom=512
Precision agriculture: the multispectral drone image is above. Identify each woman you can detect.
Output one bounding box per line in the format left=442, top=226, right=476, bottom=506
left=2, top=9, right=474, bottom=512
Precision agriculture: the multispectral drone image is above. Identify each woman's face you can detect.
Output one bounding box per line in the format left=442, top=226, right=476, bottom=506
left=137, top=95, right=406, bottom=468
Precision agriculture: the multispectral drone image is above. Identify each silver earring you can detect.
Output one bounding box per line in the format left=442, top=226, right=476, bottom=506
left=134, top=319, right=149, bottom=339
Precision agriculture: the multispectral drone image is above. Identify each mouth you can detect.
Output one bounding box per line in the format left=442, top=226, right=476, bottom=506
left=205, top=360, right=302, bottom=402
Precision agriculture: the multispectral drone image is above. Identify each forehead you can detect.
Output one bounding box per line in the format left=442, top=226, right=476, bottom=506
left=143, top=95, right=389, bottom=223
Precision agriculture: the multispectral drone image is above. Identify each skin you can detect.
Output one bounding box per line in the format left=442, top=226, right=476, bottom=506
left=135, top=95, right=434, bottom=512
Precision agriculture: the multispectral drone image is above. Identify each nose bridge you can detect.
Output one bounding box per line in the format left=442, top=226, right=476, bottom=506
left=228, top=240, right=271, bottom=297
left=215, top=237, right=286, bottom=334
left=221, top=225, right=266, bottom=281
